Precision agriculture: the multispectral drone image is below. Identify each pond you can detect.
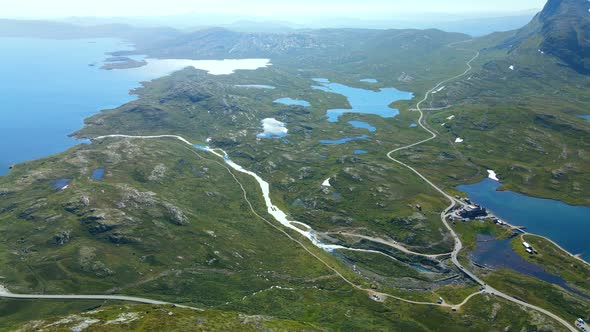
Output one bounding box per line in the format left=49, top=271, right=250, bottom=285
left=274, top=97, right=311, bottom=107
left=320, top=135, right=368, bottom=145
left=91, top=168, right=105, bottom=180
left=349, top=121, right=376, bottom=132
left=52, top=178, right=71, bottom=190
left=471, top=234, right=589, bottom=299
left=235, top=84, right=275, bottom=89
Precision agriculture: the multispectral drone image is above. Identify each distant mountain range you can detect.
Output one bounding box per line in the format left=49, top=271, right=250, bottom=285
left=1, top=0, right=587, bottom=75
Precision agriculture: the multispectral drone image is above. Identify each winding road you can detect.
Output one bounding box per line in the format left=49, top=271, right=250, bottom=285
left=386, top=42, right=577, bottom=332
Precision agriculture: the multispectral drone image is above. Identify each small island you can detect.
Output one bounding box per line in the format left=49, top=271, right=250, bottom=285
left=100, top=56, right=147, bottom=70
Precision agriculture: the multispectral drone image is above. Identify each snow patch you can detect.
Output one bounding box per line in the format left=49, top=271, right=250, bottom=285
left=257, top=118, right=288, bottom=138
left=487, top=170, right=500, bottom=182
left=322, top=178, right=332, bottom=187
left=446, top=115, right=455, bottom=120
left=455, top=137, right=464, bottom=143
left=509, top=65, right=515, bottom=71
left=432, top=86, right=445, bottom=94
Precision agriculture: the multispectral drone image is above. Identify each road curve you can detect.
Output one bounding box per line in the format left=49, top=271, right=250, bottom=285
left=385, top=41, right=577, bottom=332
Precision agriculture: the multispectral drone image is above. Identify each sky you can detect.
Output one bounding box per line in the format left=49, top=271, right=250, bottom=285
left=0, top=0, right=547, bottom=19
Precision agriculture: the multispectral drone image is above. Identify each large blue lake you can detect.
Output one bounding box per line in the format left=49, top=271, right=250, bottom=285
left=0, top=38, right=162, bottom=175
left=458, top=179, right=590, bottom=261
left=0, top=37, right=270, bottom=175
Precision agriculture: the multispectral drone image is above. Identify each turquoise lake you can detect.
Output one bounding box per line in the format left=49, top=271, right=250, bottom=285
left=458, top=179, right=590, bottom=261
left=578, top=115, right=590, bottom=122
left=0, top=37, right=167, bottom=176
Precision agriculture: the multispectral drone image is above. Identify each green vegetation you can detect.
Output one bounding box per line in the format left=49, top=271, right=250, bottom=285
left=2, top=302, right=323, bottom=332
left=481, top=269, right=590, bottom=324
left=512, top=234, right=590, bottom=296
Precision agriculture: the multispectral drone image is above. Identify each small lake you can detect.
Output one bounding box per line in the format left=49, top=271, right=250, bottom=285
left=52, top=178, right=71, bottom=190
left=349, top=121, right=376, bottom=132
left=235, top=84, right=275, bottom=89
left=578, top=115, right=590, bottom=122
left=458, top=178, right=590, bottom=261
left=91, top=168, right=105, bottom=180
left=320, top=135, right=368, bottom=145
left=471, top=234, right=589, bottom=299
left=353, top=150, right=368, bottom=155
left=274, top=98, right=311, bottom=107
left=312, top=79, right=413, bottom=122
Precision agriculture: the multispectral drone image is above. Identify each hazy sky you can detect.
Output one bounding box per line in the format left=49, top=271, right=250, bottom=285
left=1, top=0, right=547, bottom=19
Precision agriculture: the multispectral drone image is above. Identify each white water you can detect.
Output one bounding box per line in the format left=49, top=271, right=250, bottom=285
left=201, top=146, right=355, bottom=252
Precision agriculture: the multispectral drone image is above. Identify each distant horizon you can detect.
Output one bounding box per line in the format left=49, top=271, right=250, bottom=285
left=0, top=0, right=546, bottom=21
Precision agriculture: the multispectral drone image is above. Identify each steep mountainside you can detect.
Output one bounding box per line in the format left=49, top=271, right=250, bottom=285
left=540, top=0, right=590, bottom=73
left=497, top=0, right=590, bottom=73
left=421, top=0, right=590, bottom=205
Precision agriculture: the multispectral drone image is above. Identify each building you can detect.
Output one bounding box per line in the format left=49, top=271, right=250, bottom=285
left=494, top=218, right=506, bottom=225
left=458, top=205, right=487, bottom=219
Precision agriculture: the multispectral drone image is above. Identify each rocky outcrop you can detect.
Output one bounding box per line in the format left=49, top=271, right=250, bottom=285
left=53, top=230, right=72, bottom=245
